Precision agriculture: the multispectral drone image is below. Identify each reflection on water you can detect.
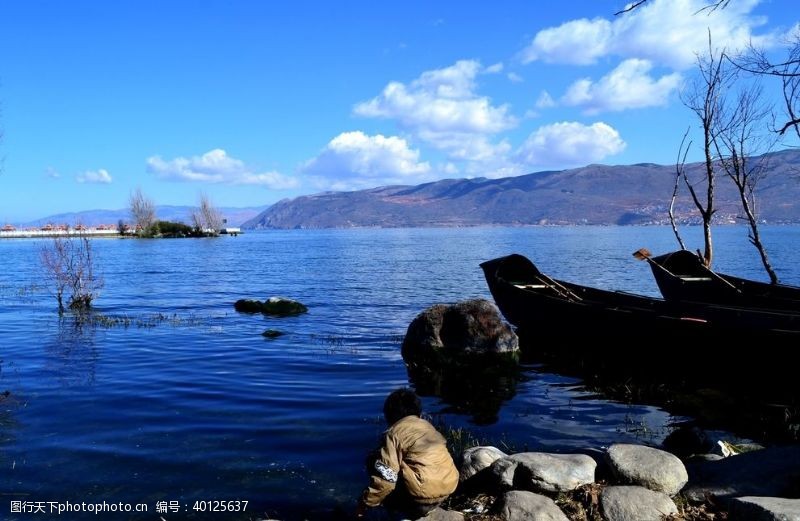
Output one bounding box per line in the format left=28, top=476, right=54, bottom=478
left=406, top=354, right=525, bottom=425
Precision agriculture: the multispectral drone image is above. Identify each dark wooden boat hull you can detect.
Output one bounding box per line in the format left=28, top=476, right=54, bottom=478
left=648, top=250, right=800, bottom=312
left=481, top=254, right=800, bottom=359
left=481, top=253, right=799, bottom=396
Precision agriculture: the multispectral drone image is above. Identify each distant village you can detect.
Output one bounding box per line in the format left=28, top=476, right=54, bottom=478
left=0, top=222, right=241, bottom=239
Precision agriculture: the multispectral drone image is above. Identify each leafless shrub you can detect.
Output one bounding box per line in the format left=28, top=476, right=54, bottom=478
left=40, top=234, right=103, bottom=313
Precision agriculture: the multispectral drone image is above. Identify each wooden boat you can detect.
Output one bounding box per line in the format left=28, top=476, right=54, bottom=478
left=480, top=254, right=800, bottom=345
left=636, top=249, right=800, bottom=312
left=481, top=253, right=799, bottom=395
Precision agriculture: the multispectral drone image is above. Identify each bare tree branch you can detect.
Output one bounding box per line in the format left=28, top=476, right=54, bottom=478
left=190, top=192, right=223, bottom=236
left=614, top=0, right=647, bottom=15
left=40, top=232, right=104, bottom=312
left=615, top=0, right=731, bottom=15
left=679, top=32, right=733, bottom=266
left=129, top=188, right=157, bottom=236
left=670, top=129, right=691, bottom=251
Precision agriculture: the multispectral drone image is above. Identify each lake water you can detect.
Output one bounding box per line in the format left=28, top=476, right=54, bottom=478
left=1, top=226, right=798, bottom=520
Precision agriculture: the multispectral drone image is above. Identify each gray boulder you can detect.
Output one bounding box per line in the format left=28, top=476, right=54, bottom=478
left=461, top=446, right=508, bottom=481
left=495, top=490, right=569, bottom=521
left=684, top=445, right=800, bottom=502
left=606, top=443, right=688, bottom=496
left=415, top=508, right=465, bottom=521
left=729, top=497, right=800, bottom=521
left=491, top=452, right=596, bottom=493
left=600, top=486, right=678, bottom=521
left=401, top=299, right=518, bottom=360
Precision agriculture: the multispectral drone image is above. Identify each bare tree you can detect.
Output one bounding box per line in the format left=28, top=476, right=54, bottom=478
left=738, top=34, right=800, bottom=139
left=40, top=233, right=104, bottom=313
left=713, top=81, right=779, bottom=282
left=679, top=34, right=733, bottom=266
left=190, top=193, right=222, bottom=236
left=129, top=188, right=156, bottom=236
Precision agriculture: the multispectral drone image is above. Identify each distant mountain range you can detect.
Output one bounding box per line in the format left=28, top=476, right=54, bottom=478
left=18, top=149, right=800, bottom=230
left=242, top=149, right=800, bottom=229
left=18, top=205, right=267, bottom=228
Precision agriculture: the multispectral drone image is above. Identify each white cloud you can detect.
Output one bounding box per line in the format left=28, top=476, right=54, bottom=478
left=45, top=167, right=60, bottom=179
left=485, top=62, right=504, bottom=74
left=523, top=17, right=613, bottom=65
left=561, top=59, right=682, bottom=113
left=76, top=169, right=112, bottom=184
left=354, top=60, right=517, bottom=161
left=516, top=122, right=626, bottom=168
left=521, top=0, right=769, bottom=70
left=301, top=131, right=433, bottom=190
left=483, top=62, right=503, bottom=74
left=146, top=149, right=298, bottom=189
left=535, top=90, right=556, bottom=109
left=507, top=72, right=524, bottom=83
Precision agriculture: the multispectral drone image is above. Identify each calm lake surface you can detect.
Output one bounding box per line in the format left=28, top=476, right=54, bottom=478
left=1, top=226, right=799, bottom=520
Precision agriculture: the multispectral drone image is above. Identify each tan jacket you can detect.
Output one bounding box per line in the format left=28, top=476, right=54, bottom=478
left=361, top=415, right=459, bottom=507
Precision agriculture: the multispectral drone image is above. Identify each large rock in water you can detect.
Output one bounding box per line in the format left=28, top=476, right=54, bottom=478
left=401, top=299, right=518, bottom=360
left=234, top=297, right=308, bottom=316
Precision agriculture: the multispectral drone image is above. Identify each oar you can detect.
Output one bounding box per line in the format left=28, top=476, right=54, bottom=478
left=534, top=271, right=583, bottom=302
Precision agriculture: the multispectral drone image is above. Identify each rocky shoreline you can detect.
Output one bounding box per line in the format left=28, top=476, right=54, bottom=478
left=416, top=438, right=800, bottom=521
left=391, top=299, right=800, bottom=520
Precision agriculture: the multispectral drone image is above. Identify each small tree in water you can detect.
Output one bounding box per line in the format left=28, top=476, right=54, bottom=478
left=40, top=233, right=103, bottom=313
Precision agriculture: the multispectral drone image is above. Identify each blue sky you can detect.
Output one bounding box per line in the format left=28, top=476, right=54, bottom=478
left=0, top=0, right=797, bottom=222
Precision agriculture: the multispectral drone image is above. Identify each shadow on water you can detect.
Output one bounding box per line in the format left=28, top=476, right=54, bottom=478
left=515, top=329, right=800, bottom=444
left=405, top=352, right=526, bottom=425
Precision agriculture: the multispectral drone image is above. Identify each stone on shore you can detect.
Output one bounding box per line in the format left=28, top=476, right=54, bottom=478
left=496, top=490, right=569, bottom=521
left=417, top=508, right=465, bottom=521
left=684, top=446, right=800, bottom=501
left=234, top=297, right=308, bottom=316
left=606, top=443, right=688, bottom=496
left=461, top=446, right=508, bottom=481
left=728, top=497, right=800, bottom=521
left=491, top=452, right=596, bottom=493
left=401, top=299, right=518, bottom=360
left=600, top=486, right=678, bottom=521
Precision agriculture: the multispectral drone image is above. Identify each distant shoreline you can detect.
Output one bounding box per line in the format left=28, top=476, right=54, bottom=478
left=0, top=229, right=123, bottom=239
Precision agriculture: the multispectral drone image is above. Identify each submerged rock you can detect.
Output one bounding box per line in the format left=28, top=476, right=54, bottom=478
left=234, top=297, right=308, bottom=317
left=261, top=329, right=285, bottom=338
left=234, top=299, right=263, bottom=313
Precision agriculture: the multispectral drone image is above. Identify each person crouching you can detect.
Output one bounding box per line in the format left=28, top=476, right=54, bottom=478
left=356, top=388, right=459, bottom=519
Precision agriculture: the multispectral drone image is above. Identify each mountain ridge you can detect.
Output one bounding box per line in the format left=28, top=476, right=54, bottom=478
left=243, top=149, right=800, bottom=229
